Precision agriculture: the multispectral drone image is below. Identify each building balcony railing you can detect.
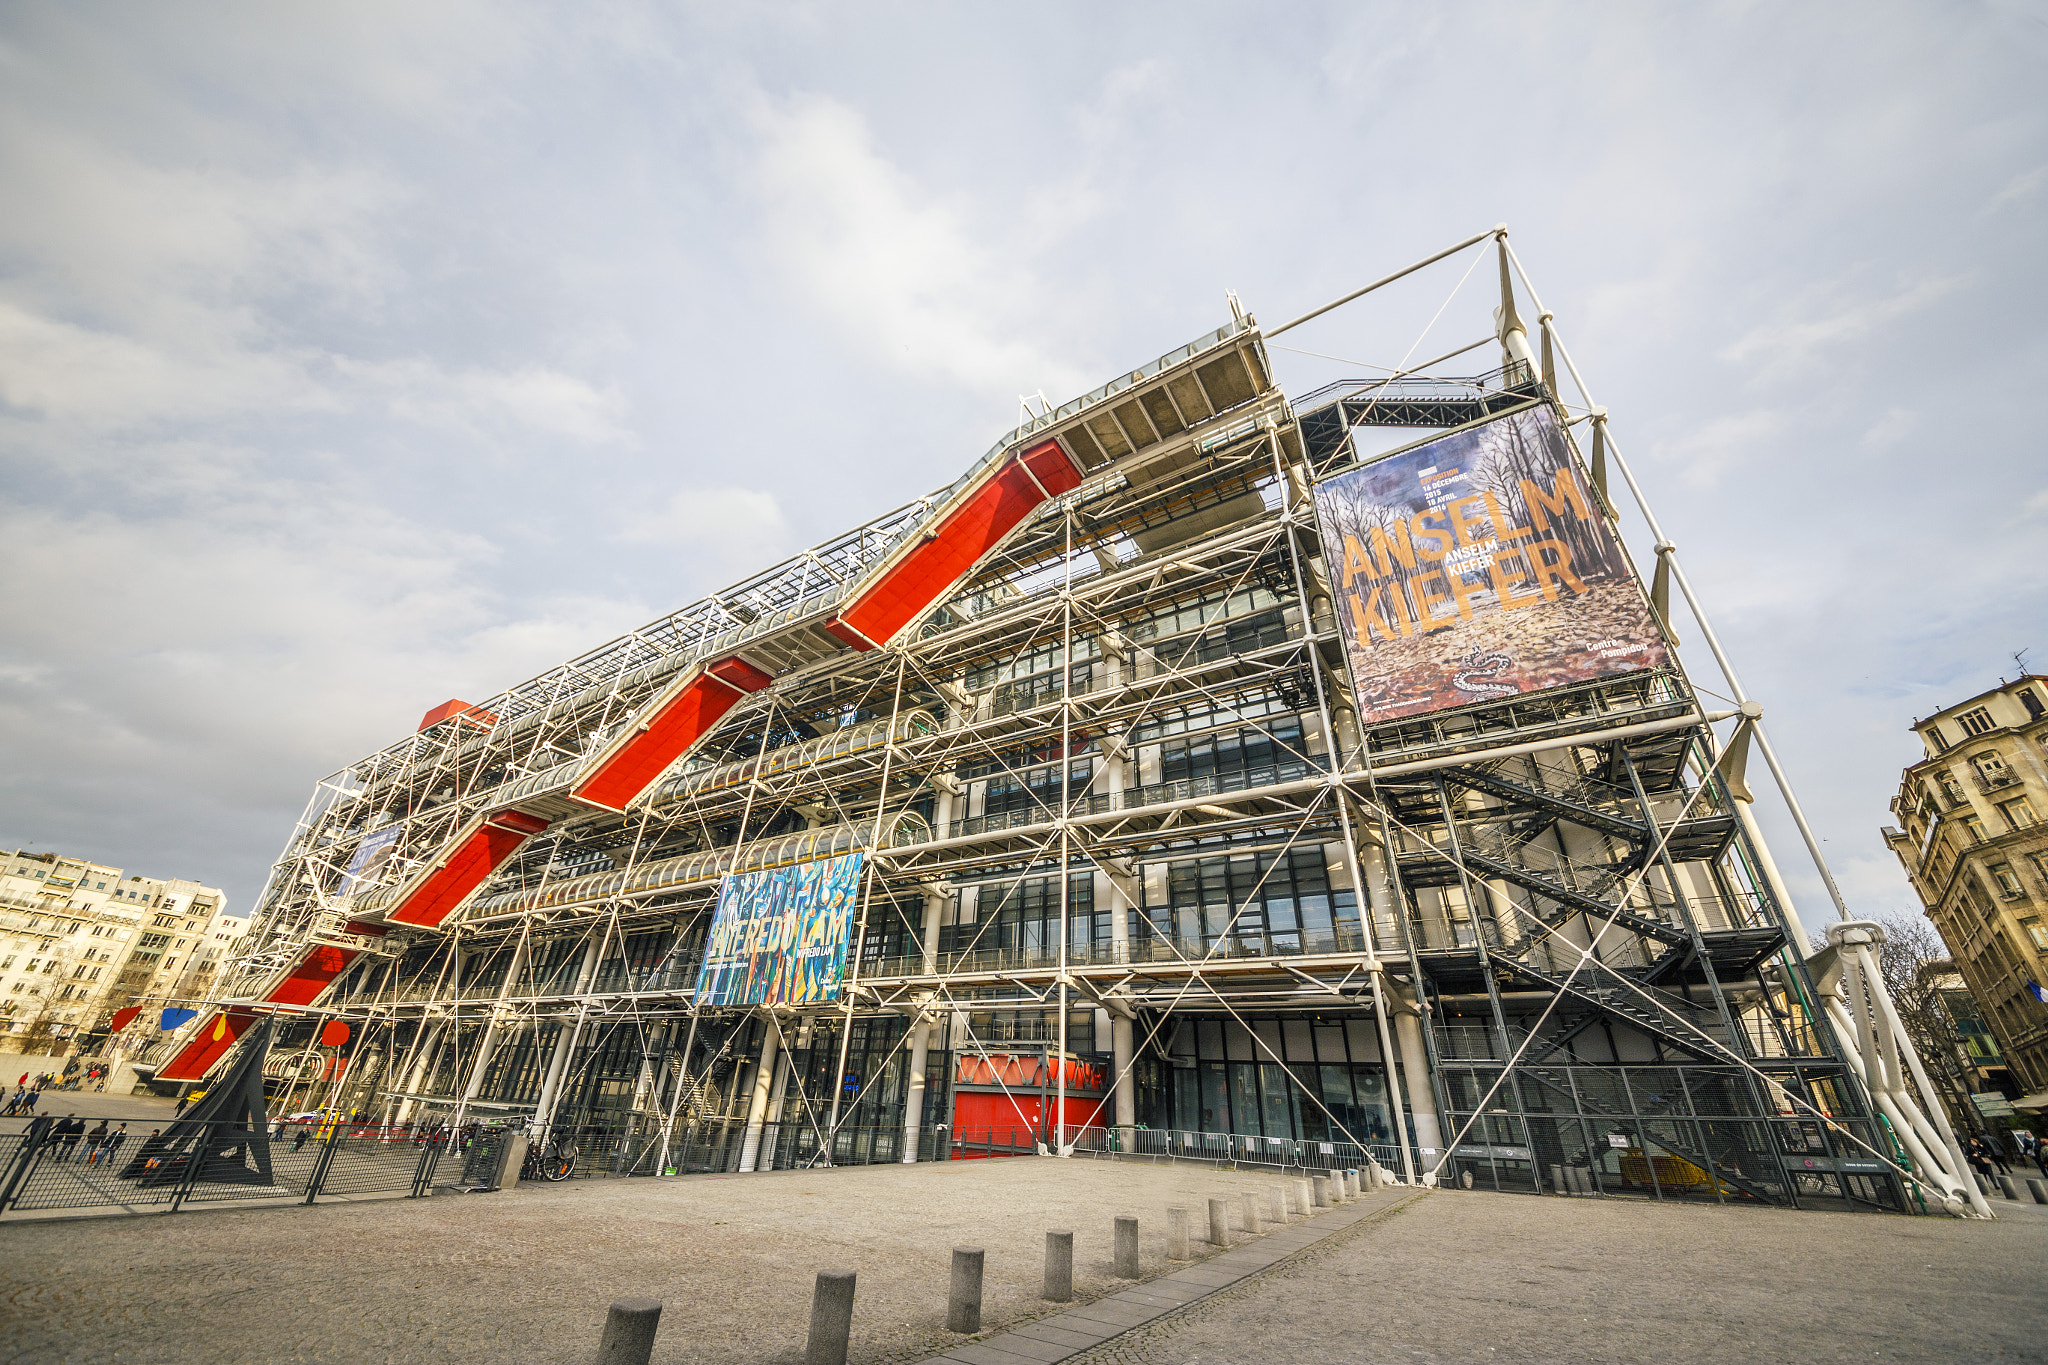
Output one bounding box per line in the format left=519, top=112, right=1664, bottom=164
left=946, top=759, right=1325, bottom=839
left=862, top=924, right=1375, bottom=982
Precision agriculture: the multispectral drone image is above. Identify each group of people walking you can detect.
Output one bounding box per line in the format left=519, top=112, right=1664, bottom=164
left=17, top=1115, right=130, bottom=1165
left=1965, top=1127, right=2048, bottom=1182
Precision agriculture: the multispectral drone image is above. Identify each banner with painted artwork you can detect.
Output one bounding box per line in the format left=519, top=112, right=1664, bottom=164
left=694, top=852, right=864, bottom=1007
left=1313, top=404, right=1669, bottom=725
left=339, top=824, right=402, bottom=896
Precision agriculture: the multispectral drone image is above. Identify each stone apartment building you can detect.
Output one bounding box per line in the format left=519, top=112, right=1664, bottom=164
left=1883, top=674, right=2048, bottom=1099
left=0, top=849, right=240, bottom=1056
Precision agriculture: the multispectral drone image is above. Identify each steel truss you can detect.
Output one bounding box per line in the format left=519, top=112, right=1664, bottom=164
left=183, top=232, right=1982, bottom=1213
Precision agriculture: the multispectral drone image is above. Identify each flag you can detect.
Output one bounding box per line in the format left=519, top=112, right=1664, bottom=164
left=2027, top=981, right=2047, bottom=1005
left=160, top=1008, right=198, bottom=1031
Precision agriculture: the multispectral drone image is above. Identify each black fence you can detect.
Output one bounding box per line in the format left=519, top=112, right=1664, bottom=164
left=0, top=1118, right=462, bottom=1218
left=531, top=1117, right=949, bottom=1176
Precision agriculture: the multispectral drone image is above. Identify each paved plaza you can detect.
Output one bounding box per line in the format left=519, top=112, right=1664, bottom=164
left=1, top=1151, right=2044, bottom=1364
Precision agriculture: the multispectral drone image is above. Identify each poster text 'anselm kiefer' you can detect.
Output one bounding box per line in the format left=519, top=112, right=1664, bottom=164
left=1311, top=405, right=1670, bottom=726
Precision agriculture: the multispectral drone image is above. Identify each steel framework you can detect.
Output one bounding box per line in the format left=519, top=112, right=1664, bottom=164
left=163, top=231, right=1985, bottom=1215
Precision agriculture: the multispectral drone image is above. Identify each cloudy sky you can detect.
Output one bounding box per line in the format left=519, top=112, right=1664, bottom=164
left=1, top=2, right=2042, bottom=927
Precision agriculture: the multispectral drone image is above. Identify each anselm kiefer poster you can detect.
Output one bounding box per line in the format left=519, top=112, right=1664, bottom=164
left=694, top=851, right=864, bottom=1008
left=1311, top=404, right=1670, bottom=725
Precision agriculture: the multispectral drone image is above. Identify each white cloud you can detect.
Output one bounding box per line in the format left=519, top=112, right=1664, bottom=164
left=338, top=357, right=633, bottom=444
left=1858, top=406, right=1917, bottom=451
left=616, top=486, right=792, bottom=578
left=1718, top=275, right=1965, bottom=376
left=747, top=93, right=1085, bottom=399
left=1982, top=165, right=2046, bottom=216
left=1650, top=408, right=1785, bottom=488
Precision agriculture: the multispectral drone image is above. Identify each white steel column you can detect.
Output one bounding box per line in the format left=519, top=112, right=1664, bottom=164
left=902, top=1009, right=931, bottom=1163
left=532, top=933, right=604, bottom=1135
left=1361, top=842, right=1442, bottom=1165
left=451, top=931, right=527, bottom=1132
left=736, top=1013, right=780, bottom=1172
left=903, top=884, right=947, bottom=1162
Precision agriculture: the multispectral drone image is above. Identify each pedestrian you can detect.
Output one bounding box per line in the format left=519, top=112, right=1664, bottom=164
left=55, top=1114, right=84, bottom=1162
left=13, top=1072, right=24, bottom=1088
left=1966, top=1134, right=1999, bottom=1181
left=1, top=1087, right=20, bottom=1118
left=106, top=1123, right=128, bottom=1163
left=1989, top=1130, right=2015, bottom=1175
left=292, top=1125, right=311, bottom=1154
left=21, top=1088, right=38, bottom=1113
left=84, top=1120, right=110, bottom=1165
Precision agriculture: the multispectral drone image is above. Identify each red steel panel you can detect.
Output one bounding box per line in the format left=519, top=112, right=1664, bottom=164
left=705, top=655, right=775, bottom=692
left=572, top=674, right=742, bottom=811
left=418, top=698, right=498, bottom=732
left=388, top=821, right=535, bottom=928
left=829, top=439, right=1081, bottom=650
left=156, top=940, right=371, bottom=1080
left=155, top=1007, right=259, bottom=1082
left=268, top=943, right=361, bottom=1005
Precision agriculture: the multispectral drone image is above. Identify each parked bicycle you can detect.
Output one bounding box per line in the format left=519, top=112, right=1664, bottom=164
left=521, top=1129, right=577, bottom=1183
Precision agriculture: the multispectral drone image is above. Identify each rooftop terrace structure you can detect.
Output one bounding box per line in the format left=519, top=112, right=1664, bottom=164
left=160, top=230, right=1986, bottom=1216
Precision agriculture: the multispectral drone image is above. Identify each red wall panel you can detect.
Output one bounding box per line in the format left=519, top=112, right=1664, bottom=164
left=830, top=440, right=1081, bottom=650
left=154, top=1006, right=259, bottom=1082
left=388, top=820, right=537, bottom=928
left=573, top=657, right=772, bottom=811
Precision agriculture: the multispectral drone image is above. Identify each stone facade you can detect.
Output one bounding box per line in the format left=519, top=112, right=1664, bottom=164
left=1883, top=675, right=2048, bottom=1094
left=0, top=849, right=241, bottom=1055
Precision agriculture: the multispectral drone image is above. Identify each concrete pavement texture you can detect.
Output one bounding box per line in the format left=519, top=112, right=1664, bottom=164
left=1064, top=1187, right=2048, bottom=1365
left=0, top=1153, right=1344, bottom=1364
left=3, top=1157, right=2044, bottom=1364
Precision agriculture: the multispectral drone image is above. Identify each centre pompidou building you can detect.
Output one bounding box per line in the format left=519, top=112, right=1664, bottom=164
left=154, top=231, right=1985, bottom=1215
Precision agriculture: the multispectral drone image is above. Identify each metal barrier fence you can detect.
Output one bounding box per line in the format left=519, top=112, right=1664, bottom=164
left=1061, top=1125, right=1406, bottom=1174
left=0, top=1118, right=458, bottom=1218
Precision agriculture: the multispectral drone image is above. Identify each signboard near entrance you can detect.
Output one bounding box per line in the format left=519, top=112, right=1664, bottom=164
left=1312, top=405, right=1669, bottom=725
left=694, top=852, right=864, bottom=1007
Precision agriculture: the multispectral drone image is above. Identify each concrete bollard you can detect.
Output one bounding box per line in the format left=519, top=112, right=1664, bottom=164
left=948, top=1248, right=984, bottom=1334
left=1269, top=1186, right=1289, bottom=1223
left=805, top=1272, right=856, bottom=1365
left=1208, top=1197, right=1230, bottom=1246
left=1168, top=1206, right=1191, bottom=1260
left=1044, top=1231, right=1074, bottom=1302
left=1364, top=1164, right=1380, bottom=1192
left=595, top=1297, right=662, bottom=1365
left=1976, top=1172, right=1993, bottom=1196
left=1312, top=1175, right=1332, bottom=1207
left=2029, top=1178, right=2048, bottom=1205
left=2000, top=1175, right=2023, bottom=1201
left=1550, top=1164, right=1567, bottom=1195
left=1114, top=1215, right=1140, bottom=1279
left=1296, top=1178, right=1315, bottom=1214
left=1241, top=1191, right=1261, bottom=1234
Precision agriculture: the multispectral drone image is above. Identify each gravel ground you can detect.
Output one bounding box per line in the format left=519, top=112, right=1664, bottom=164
left=1068, top=1186, right=2048, bottom=1365
left=0, top=1154, right=1315, bottom=1364
left=4, top=1155, right=2042, bottom=1365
